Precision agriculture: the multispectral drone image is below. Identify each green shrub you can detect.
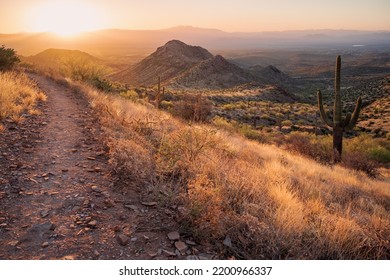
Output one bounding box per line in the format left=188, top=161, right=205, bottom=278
left=120, top=89, right=139, bottom=101
left=261, top=114, right=270, bottom=120
left=221, top=103, right=236, bottom=111
left=281, top=120, right=293, bottom=126
left=212, top=117, right=236, bottom=133
left=160, top=100, right=173, bottom=110
left=238, top=124, right=264, bottom=141
left=368, top=146, right=390, bottom=163
left=0, top=45, right=20, bottom=71
left=90, top=77, right=113, bottom=91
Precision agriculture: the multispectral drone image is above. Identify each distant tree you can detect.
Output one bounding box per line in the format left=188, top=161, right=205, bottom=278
left=0, top=45, right=20, bottom=71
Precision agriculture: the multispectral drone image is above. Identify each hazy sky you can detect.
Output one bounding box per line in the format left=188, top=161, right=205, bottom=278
left=1, top=0, right=389, bottom=34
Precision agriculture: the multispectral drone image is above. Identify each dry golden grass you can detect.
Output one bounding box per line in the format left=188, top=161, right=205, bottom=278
left=64, top=79, right=390, bottom=259
left=0, top=71, right=46, bottom=123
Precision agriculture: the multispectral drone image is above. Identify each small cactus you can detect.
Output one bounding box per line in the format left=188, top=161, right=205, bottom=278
left=155, top=76, right=164, bottom=109
left=317, top=56, right=362, bottom=163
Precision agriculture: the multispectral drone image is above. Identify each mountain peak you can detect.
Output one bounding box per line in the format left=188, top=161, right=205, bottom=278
left=164, top=39, right=188, bottom=47
left=113, top=40, right=213, bottom=86
left=155, top=40, right=213, bottom=61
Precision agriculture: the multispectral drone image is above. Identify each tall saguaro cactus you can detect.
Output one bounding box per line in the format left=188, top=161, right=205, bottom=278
left=317, top=56, right=362, bottom=163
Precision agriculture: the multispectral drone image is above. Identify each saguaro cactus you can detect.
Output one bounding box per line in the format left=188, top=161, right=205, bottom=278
left=317, top=56, right=362, bottom=163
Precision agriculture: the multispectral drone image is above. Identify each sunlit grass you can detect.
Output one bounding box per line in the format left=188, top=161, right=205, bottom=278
left=56, top=77, right=390, bottom=259
left=0, top=71, right=46, bottom=123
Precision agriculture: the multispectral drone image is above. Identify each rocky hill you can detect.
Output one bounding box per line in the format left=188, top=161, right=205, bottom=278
left=249, top=65, right=292, bottom=87
left=111, top=40, right=213, bottom=86
left=111, top=40, right=291, bottom=89
left=171, top=55, right=256, bottom=89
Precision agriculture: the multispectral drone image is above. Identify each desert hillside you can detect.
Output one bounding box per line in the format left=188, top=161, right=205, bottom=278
left=111, top=40, right=213, bottom=86
left=110, top=40, right=289, bottom=90
left=78, top=77, right=390, bottom=259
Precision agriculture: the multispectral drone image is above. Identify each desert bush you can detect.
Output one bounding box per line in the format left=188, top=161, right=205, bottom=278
left=156, top=126, right=219, bottom=190
left=238, top=124, right=267, bottom=142
left=221, top=103, right=236, bottom=111
left=346, top=134, right=390, bottom=164
left=368, top=146, right=390, bottom=164
left=0, top=45, right=20, bottom=71
left=281, top=120, right=293, bottom=126
left=285, top=132, right=333, bottom=163
left=90, top=77, right=114, bottom=92
left=173, top=93, right=212, bottom=122
left=342, top=151, right=379, bottom=177
left=285, top=132, right=387, bottom=175
left=61, top=56, right=109, bottom=86
left=120, top=89, right=139, bottom=101
left=212, top=116, right=235, bottom=133
left=160, top=100, right=173, bottom=110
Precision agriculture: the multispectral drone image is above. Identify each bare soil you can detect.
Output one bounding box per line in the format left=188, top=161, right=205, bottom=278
left=0, top=74, right=207, bottom=260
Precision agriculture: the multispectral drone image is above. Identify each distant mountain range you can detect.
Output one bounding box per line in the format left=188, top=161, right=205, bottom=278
left=2, top=26, right=390, bottom=56
left=110, top=40, right=290, bottom=89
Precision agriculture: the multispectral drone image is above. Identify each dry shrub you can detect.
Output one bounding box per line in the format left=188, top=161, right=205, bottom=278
left=173, top=93, right=212, bottom=122
left=108, top=138, right=154, bottom=186
left=156, top=126, right=219, bottom=189
left=180, top=174, right=225, bottom=239
left=285, top=132, right=332, bottom=163
left=342, top=152, right=379, bottom=178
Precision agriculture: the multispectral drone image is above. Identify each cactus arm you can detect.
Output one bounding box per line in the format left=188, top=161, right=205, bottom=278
left=345, top=96, right=362, bottom=131
left=334, top=56, right=342, bottom=125
left=317, top=90, right=333, bottom=127
left=158, top=76, right=161, bottom=94
left=342, top=113, right=351, bottom=128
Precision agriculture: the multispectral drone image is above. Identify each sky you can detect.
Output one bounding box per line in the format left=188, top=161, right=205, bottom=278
left=1, top=0, right=389, bottom=34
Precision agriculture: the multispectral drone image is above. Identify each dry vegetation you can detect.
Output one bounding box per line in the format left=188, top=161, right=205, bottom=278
left=57, top=78, right=390, bottom=259
left=0, top=71, right=46, bottom=127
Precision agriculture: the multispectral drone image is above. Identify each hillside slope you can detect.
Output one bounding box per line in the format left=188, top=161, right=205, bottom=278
left=111, top=40, right=213, bottom=86
left=171, top=55, right=256, bottom=89
left=75, top=79, right=390, bottom=259
left=110, top=40, right=291, bottom=89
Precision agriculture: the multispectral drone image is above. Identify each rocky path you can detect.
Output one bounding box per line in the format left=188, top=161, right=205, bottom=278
left=0, top=74, right=204, bottom=260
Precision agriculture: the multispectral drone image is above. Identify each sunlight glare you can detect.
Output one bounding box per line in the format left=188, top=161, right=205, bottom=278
left=29, top=1, right=105, bottom=36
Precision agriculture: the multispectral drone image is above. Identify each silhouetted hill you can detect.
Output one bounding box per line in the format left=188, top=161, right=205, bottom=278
left=111, top=40, right=213, bottom=86
left=24, top=48, right=103, bottom=71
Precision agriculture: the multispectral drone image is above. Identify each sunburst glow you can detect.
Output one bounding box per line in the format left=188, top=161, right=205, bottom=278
left=27, top=1, right=105, bottom=36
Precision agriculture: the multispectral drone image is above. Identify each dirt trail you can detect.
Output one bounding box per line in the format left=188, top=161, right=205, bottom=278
left=0, top=74, right=191, bottom=260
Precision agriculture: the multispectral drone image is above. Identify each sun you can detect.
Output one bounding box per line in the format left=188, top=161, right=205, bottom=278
left=28, top=1, right=106, bottom=36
